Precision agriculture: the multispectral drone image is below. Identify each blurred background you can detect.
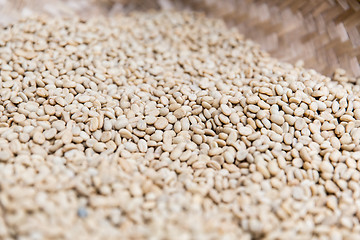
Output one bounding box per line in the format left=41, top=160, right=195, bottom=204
left=0, top=0, right=359, bottom=79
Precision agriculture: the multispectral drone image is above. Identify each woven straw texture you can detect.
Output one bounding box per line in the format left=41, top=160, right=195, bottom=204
left=1, top=0, right=359, bottom=79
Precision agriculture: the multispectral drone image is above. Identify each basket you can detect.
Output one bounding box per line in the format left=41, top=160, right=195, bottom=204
left=1, top=0, right=359, bottom=79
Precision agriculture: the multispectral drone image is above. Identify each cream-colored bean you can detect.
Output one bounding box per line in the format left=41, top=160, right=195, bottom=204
left=154, top=117, right=168, bottom=130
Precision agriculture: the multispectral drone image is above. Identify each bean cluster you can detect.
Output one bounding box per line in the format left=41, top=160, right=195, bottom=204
left=1, top=12, right=360, bottom=239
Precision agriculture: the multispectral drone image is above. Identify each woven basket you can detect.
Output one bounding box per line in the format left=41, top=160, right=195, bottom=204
left=1, top=0, right=359, bottom=79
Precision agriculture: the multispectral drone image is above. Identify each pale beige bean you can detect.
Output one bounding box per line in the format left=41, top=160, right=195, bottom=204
left=0, top=150, right=11, bottom=162
left=19, top=132, right=30, bottom=143
left=283, top=133, right=293, bottom=145
left=119, top=129, right=132, bottom=139
left=137, top=120, right=147, bottom=131
left=62, top=130, right=73, bottom=144
left=93, top=142, right=106, bottom=152
left=13, top=113, right=26, bottom=123
left=115, top=117, right=129, bottom=130
left=325, top=180, right=339, bottom=194
left=220, top=104, right=232, bottom=116
left=270, top=114, right=284, bottom=125
left=124, top=142, right=138, bottom=152
left=154, top=117, right=168, bottom=130
left=238, top=126, right=252, bottom=136
left=248, top=105, right=260, bottom=113
left=223, top=151, right=235, bottom=164
left=294, top=118, right=306, bottom=130
left=138, top=139, right=148, bottom=153
left=174, top=108, right=186, bottom=119
left=89, top=118, right=99, bottom=132
left=299, top=148, right=311, bottom=162
left=33, top=131, right=45, bottom=144
left=320, top=161, right=334, bottom=173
